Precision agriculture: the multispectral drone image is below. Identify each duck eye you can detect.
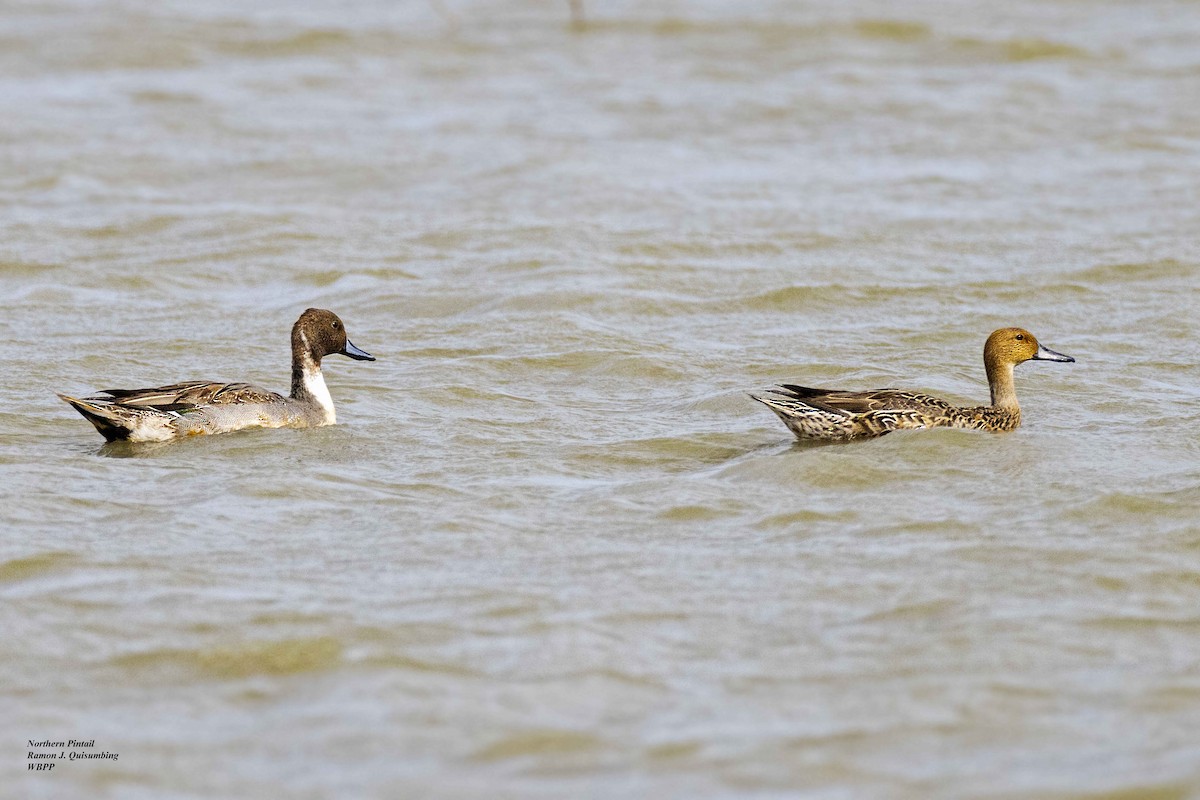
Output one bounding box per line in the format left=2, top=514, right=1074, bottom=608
left=1015, top=334, right=1024, bottom=340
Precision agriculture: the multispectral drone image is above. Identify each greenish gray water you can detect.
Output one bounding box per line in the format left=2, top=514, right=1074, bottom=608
left=3, top=1, right=1200, bottom=797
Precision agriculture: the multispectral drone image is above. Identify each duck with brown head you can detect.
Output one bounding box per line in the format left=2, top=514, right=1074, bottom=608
left=983, top=327, right=1074, bottom=409
left=750, top=327, right=1074, bottom=441
left=289, top=308, right=376, bottom=425
left=58, top=308, right=376, bottom=442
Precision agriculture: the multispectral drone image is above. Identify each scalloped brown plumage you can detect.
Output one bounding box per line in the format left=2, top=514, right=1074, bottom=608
left=750, top=327, right=1074, bottom=441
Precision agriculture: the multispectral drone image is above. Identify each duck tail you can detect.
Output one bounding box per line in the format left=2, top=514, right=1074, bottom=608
left=747, top=391, right=772, bottom=407
left=748, top=392, right=799, bottom=418
left=56, top=393, right=133, bottom=441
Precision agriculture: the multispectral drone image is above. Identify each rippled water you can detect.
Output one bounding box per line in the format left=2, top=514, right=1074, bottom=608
left=4, top=1, right=1200, bottom=797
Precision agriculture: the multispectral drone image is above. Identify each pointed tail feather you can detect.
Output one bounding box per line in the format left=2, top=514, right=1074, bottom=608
left=773, top=384, right=831, bottom=399
left=57, top=393, right=132, bottom=441
left=748, top=392, right=802, bottom=417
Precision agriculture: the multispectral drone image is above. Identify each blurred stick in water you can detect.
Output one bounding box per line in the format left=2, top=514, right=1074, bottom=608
left=568, top=0, right=585, bottom=28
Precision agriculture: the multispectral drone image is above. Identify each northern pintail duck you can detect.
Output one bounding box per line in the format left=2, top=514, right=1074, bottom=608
left=58, top=308, right=375, bottom=442
left=751, top=327, right=1074, bottom=440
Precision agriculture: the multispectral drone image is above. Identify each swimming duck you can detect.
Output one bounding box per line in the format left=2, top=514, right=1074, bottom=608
left=58, top=308, right=375, bottom=442
left=750, top=327, right=1074, bottom=440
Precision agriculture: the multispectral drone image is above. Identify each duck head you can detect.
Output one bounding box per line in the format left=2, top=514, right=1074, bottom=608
left=983, top=327, right=1073, bottom=408
left=292, top=308, right=375, bottom=364
left=984, top=327, right=1074, bottom=368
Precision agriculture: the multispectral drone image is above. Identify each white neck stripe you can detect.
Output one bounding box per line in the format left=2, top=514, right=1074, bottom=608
left=301, top=362, right=336, bottom=423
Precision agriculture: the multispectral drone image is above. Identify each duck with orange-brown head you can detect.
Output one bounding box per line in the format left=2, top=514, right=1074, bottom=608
left=751, top=328, right=1074, bottom=441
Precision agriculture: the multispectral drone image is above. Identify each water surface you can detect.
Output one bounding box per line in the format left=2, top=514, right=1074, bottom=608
left=3, top=1, right=1200, bottom=797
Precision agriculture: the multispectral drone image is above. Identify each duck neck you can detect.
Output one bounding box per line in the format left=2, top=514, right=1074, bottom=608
left=291, top=349, right=336, bottom=423
left=295, top=355, right=338, bottom=419
left=987, top=360, right=1019, bottom=410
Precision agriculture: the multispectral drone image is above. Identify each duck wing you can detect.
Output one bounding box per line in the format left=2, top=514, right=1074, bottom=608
left=771, top=385, right=957, bottom=416
left=96, top=381, right=284, bottom=410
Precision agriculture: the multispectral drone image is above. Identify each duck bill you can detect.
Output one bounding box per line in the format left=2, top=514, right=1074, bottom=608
left=340, top=339, right=376, bottom=361
left=1033, top=343, right=1074, bottom=363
